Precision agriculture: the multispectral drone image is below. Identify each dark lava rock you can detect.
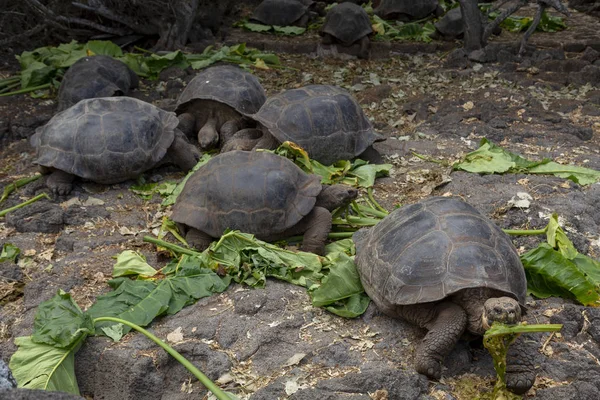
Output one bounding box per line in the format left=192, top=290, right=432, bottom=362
left=539, top=58, right=590, bottom=73
left=0, top=389, right=84, bottom=400
left=63, top=205, right=110, bottom=226
left=534, top=382, right=600, bottom=400
left=563, top=124, right=594, bottom=141
left=445, top=48, right=471, bottom=69
left=0, top=260, right=23, bottom=282
left=582, top=104, right=600, bottom=116
left=551, top=99, right=581, bottom=113
left=488, top=116, right=509, bottom=129
left=532, top=48, right=565, bottom=63
left=550, top=305, right=585, bottom=339
left=581, top=46, right=600, bottom=63
left=569, top=65, right=600, bottom=86
left=5, top=201, right=64, bottom=233
left=497, top=49, right=518, bottom=63
left=0, top=359, right=16, bottom=390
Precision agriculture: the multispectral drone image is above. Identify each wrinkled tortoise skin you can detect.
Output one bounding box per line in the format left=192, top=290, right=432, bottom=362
left=254, top=85, right=380, bottom=165
left=32, top=97, right=178, bottom=184
left=172, top=150, right=322, bottom=238
left=57, top=56, right=138, bottom=111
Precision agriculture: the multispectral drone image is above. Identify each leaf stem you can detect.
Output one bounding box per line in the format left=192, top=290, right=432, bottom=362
left=0, top=174, right=42, bottom=203
left=93, top=317, right=232, bottom=400
left=502, top=228, right=546, bottom=236
left=0, top=193, right=50, bottom=217
left=367, top=187, right=389, bottom=215
left=0, top=83, right=51, bottom=97
left=143, top=235, right=202, bottom=257
left=0, top=82, right=21, bottom=94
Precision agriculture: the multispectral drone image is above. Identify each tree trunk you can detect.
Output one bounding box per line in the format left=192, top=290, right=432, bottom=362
left=457, top=0, right=484, bottom=51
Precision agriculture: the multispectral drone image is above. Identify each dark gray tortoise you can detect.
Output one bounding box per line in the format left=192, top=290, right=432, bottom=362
left=57, top=56, right=138, bottom=112
left=224, top=85, right=383, bottom=165
left=32, top=97, right=198, bottom=195
left=321, top=2, right=373, bottom=59
left=434, top=7, right=464, bottom=39
left=374, top=0, right=440, bottom=21
left=171, top=150, right=357, bottom=255
left=175, top=65, right=266, bottom=150
left=353, top=196, right=536, bottom=395
left=251, top=0, right=314, bottom=27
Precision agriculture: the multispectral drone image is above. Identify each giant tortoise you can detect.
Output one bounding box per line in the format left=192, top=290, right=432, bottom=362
left=251, top=0, right=314, bottom=27
left=172, top=150, right=357, bottom=255
left=57, top=55, right=138, bottom=111
left=374, top=0, right=440, bottom=21
left=223, top=85, right=383, bottom=165
left=32, top=97, right=198, bottom=195
left=321, top=2, right=373, bottom=59
left=353, top=196, right=536, bottom=394
left=175, top=65, right=266, bottom=150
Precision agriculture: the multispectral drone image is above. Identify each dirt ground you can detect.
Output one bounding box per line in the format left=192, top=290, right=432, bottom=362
left=1, top=5, right=600, bottom=400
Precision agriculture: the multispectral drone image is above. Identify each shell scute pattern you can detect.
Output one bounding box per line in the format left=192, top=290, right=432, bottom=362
left=33, top=97, right=177, bottom=184
left=322, top=2, right=372, bottom=45
left=171, top=151, right=322, bottom=238
left=354, top=197, right=527, bottom=307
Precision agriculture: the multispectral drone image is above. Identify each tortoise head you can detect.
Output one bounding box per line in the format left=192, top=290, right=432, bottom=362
left=482, top=296, right=521, bottom=329
left=316, top=184, right=358, bottom=212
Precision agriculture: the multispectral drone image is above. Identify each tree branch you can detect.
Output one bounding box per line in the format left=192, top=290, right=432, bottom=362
left=71, top=1, right=157, bottom=35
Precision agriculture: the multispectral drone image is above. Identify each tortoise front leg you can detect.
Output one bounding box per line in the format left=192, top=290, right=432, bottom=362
left=505, top=336, right=537, bottom=394
left=185, top=227, right=215, bottom=251
left=399, top=302, right=467, bottom=379
left=251, top=132, right=280, bottom=151
left=46, top=169, right=75, bottom=196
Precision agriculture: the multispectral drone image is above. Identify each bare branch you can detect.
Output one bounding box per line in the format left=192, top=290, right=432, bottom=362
left=71, top=1, right=157, bottom=35
left=55, top=16, right=132, bottom=36
left=0, top=24, right=45, bottom=46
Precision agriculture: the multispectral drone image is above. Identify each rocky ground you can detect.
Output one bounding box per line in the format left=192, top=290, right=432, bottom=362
left=1, top=4, right=600, bottom=400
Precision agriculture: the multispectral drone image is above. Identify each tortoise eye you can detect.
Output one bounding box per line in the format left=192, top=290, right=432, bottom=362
left=494, top=307, right=502, bottom=314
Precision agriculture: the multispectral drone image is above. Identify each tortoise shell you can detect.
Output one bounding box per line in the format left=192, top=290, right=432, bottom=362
left=254, top=85, right=380, bottom=165
left=32, top=97, right=177, bottom=184
left=374, top=0, right=438, bottom=20
left=251, top=0, right=311, bottom=26
left=321, top=2, right=373, bottom=45
left=171, top=150, right=322, bottom=238
left=175, top=65, right=266, bottom=117
left=57, top=56, right=138, bottom=111
left=353, top=197, right=527, bottom=307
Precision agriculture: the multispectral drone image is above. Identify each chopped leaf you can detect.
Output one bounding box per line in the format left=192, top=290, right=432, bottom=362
left=521, top=243, right=600, bottom=306
left=32, top=290, right=95, bottom=348
left=84, top=40, right=123, bottom=57
left=0, top=243, right=20, bottom=263
left=454, top=139, right=600, bottom=186
left=113, top=250, right=157, bottom=278
left=545, top=213, right=578, bottom=260
left=273, top=25, right=306, bottom=35
left=243, top=22, right=272, bottom=32
left=9, top=336, right=83, bottom=394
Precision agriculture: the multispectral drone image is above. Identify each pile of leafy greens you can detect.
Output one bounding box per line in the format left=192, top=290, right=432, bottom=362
left=454, top=138, right=600, bottom=186
left=9, top=233, right=367, bottom=395
left=235, top=21, right=307, bottom=36
left=1, top=41, right=280, bottom=97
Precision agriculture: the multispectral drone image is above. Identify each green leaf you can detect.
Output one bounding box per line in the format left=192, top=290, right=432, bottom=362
left=324, top=292, right=370, bottom=318
left=311, top=252, right=365, bottom=307
left=101, top=324, right=124, bottom=342
left=0, top=243, right=20, bottom=263
left=243, top=22, right=273, bottom=32
left=85, top=40, right=123, bottom=57
left=87, top=256, right=229, bottom=335
left=521, top=243, right=600, bottom=306
left=145, top=50, right=189, bottom=77
left=113, top=250, right=157, bottom=278
left=273, top=25, right=306, bottom=35
left=130, top=181, right=158, bottom=200
left=20, top=61, right=55, bottom=88
left=32, top=290, right=95, bottom=348
left=346, top=162, right=392, bottom=188
left=117, top=53, right=149, bottom=77
left=454, top=139, right=600, bottom=186
left=545, top=213, right=578, bottom=259
left=9, top=336, right=83, bottom=394
left=572, top=254, right=600, bottom=286
left=528, top=161, right=600, bottom=186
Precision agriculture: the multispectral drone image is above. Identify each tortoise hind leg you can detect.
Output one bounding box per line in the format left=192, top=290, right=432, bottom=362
left=505, top=337, right=537, bottom=394
left=399, top=302, right=467, bottom=379
left=46, top=169, right=75, bottom=196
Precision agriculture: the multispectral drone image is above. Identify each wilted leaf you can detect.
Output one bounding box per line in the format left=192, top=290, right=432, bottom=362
left=84, top=40, right=123, bottom=57
left=112, top=250, right=157, bottom=278
left=0, top=243, right=20, bottom=263
left=273, top=25, right=306, bottom=35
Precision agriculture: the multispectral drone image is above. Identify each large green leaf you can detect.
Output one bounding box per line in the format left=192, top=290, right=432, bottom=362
left=273, top=25, right=306, bottom=35
left=10, top=336, right=83, bottom=394
left=20, top=61, right=55, bottom=88
left=521, top=243, right=600, bottom=306
left=113, top=250, right=157, bottom=278
left=454, top=139, right=600, bottom=185
left=324, top=293, right=370, bottom=318
left=145, top=50, right=189, bottom=76
left=85, top=40, right=123, bottom=57
left=32, top=290, right=95, bottom=348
